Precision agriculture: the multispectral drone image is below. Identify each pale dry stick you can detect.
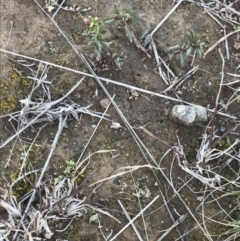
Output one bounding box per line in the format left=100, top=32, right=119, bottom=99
left=223, top=233, right=240, bottom=241
left=52, top=0, right=66, bottom=19
left=0, top=49, right=236, bottom=120
left=158, top=148, right=172, bottom=166
left=151, top=39, right=169, bottom=85
left=4, top=137, right=18, bottom=168
left=56, top=217, right=75, bottom=233
left=223, top=28, right=230, bottom=60
left=223, top=77, right=240, bottom=85
left=177, top=177, right=202, bottom=194
left=76, top=150, right=115, bottom=171
left=190, top=50, right=196, bottom=67
left=0, top=77, right=84, bottom=149
left=18, top=124, right=46, bottom=177
left=202, top=9, right=230, bottom=60
left=130, top=172, right=149, bottom=241
left=208, top=48, right=225, bottom=149
left=150, top=0, right=184, bottom=37
left=204, top=10, right=225, bottom=30
left=158, top=54, right=175, bottom=78
left=4, top=20, right=13, bottom=49
left=109, top=195, right=159, bottom=241
left=163, top=65, right=199, bottom=93
left=157, top=214, right=187, bottom=241
left=118, top=200, right=145, bottom=241
left=204, top=28, right=240, bottom=56
left=88, top=165, right=154, bottom=187
left=201, top=187, right=213, bottom=241
left=174, top=65, right=199, bottom=91
left=75, top=95, right=115, bottom=167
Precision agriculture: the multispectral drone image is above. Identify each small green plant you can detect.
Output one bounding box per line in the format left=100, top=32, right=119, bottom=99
left=54, top=160, right=84, bottom=184
left=217, top=137, right=232, bottom=150
left=168, top=29, right=206, bottom=67
left=82, top=15, right=126, bottom=70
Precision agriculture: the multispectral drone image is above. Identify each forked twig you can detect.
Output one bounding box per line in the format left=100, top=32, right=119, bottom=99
left=204, top=28, right=240, bottom=56
left=109, top=195, right=159, bottom=241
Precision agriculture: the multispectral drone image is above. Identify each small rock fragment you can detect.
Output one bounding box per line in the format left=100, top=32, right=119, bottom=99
left=100, top=98, right=110, bottom=109
left=171, top=105, right=207, bottom=126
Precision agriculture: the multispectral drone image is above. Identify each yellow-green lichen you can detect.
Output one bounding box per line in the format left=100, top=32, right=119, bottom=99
left=0, top=68, right=30, bottom=113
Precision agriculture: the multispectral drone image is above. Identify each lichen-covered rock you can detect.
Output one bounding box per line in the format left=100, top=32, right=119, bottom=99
left=172, top=105, right=207, bottom=126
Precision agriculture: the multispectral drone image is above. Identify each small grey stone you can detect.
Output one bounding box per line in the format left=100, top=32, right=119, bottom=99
left=100, top=98, right=110, bottom=109
left=172, top=105, right=207, bottom=126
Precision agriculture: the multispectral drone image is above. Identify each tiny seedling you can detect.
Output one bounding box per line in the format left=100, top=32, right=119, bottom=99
left=89, top=213, right=99, bottom=223
left=168, top=29, right=206, bottom=67
left=54, top=160, right=83, bottom=184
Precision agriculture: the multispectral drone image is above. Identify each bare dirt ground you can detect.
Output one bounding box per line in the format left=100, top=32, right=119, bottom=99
left=1, top=0, right=240, bottom=241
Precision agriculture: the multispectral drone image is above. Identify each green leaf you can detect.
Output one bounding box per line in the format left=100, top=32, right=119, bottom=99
left=142, top=34, right=152, bottom=47
left=184, top=32, right=192, bottom=44
left=189, top=29, right=196, bottom=41
left=88, top=38, right=97, bottom=46
left=82, top=32, right=91, bottom=37
left=114, top=5, right=120, bottom=15
left=104, top=19, right=116, bottom=25
left=132, top=13, right=142, bottom=24
left=124, top=26, right=132, bottom=43
left=180, top=53, right=185, bottom=67
left=169, top=53, right=175, bottom=60
left=99, top=25, right=107, bottom=35
left=168, top=44, right=181, bottom=51
left=186, top=47, right=192, bottom=56
left=101, top=41, right=112, bottom=49
left=123, top=8, right=131, bottom=20
left=114, top=58, right=122, bottom=69
left=94, top=37, right=102, bottom=52
left=114, top=54, right=126, bottom=69
left=196, top=48, right=203, bottom=58
left=93, top=49, right=101, bottom=61
left=200, top=42, right=205, bottom=48
left=140, top=27, right=150, bottom=41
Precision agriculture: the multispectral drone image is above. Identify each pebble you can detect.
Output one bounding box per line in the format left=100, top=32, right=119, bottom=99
left=100, top=98, right=110, bottom=109
left=171, top=105, right=207, bottom=126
